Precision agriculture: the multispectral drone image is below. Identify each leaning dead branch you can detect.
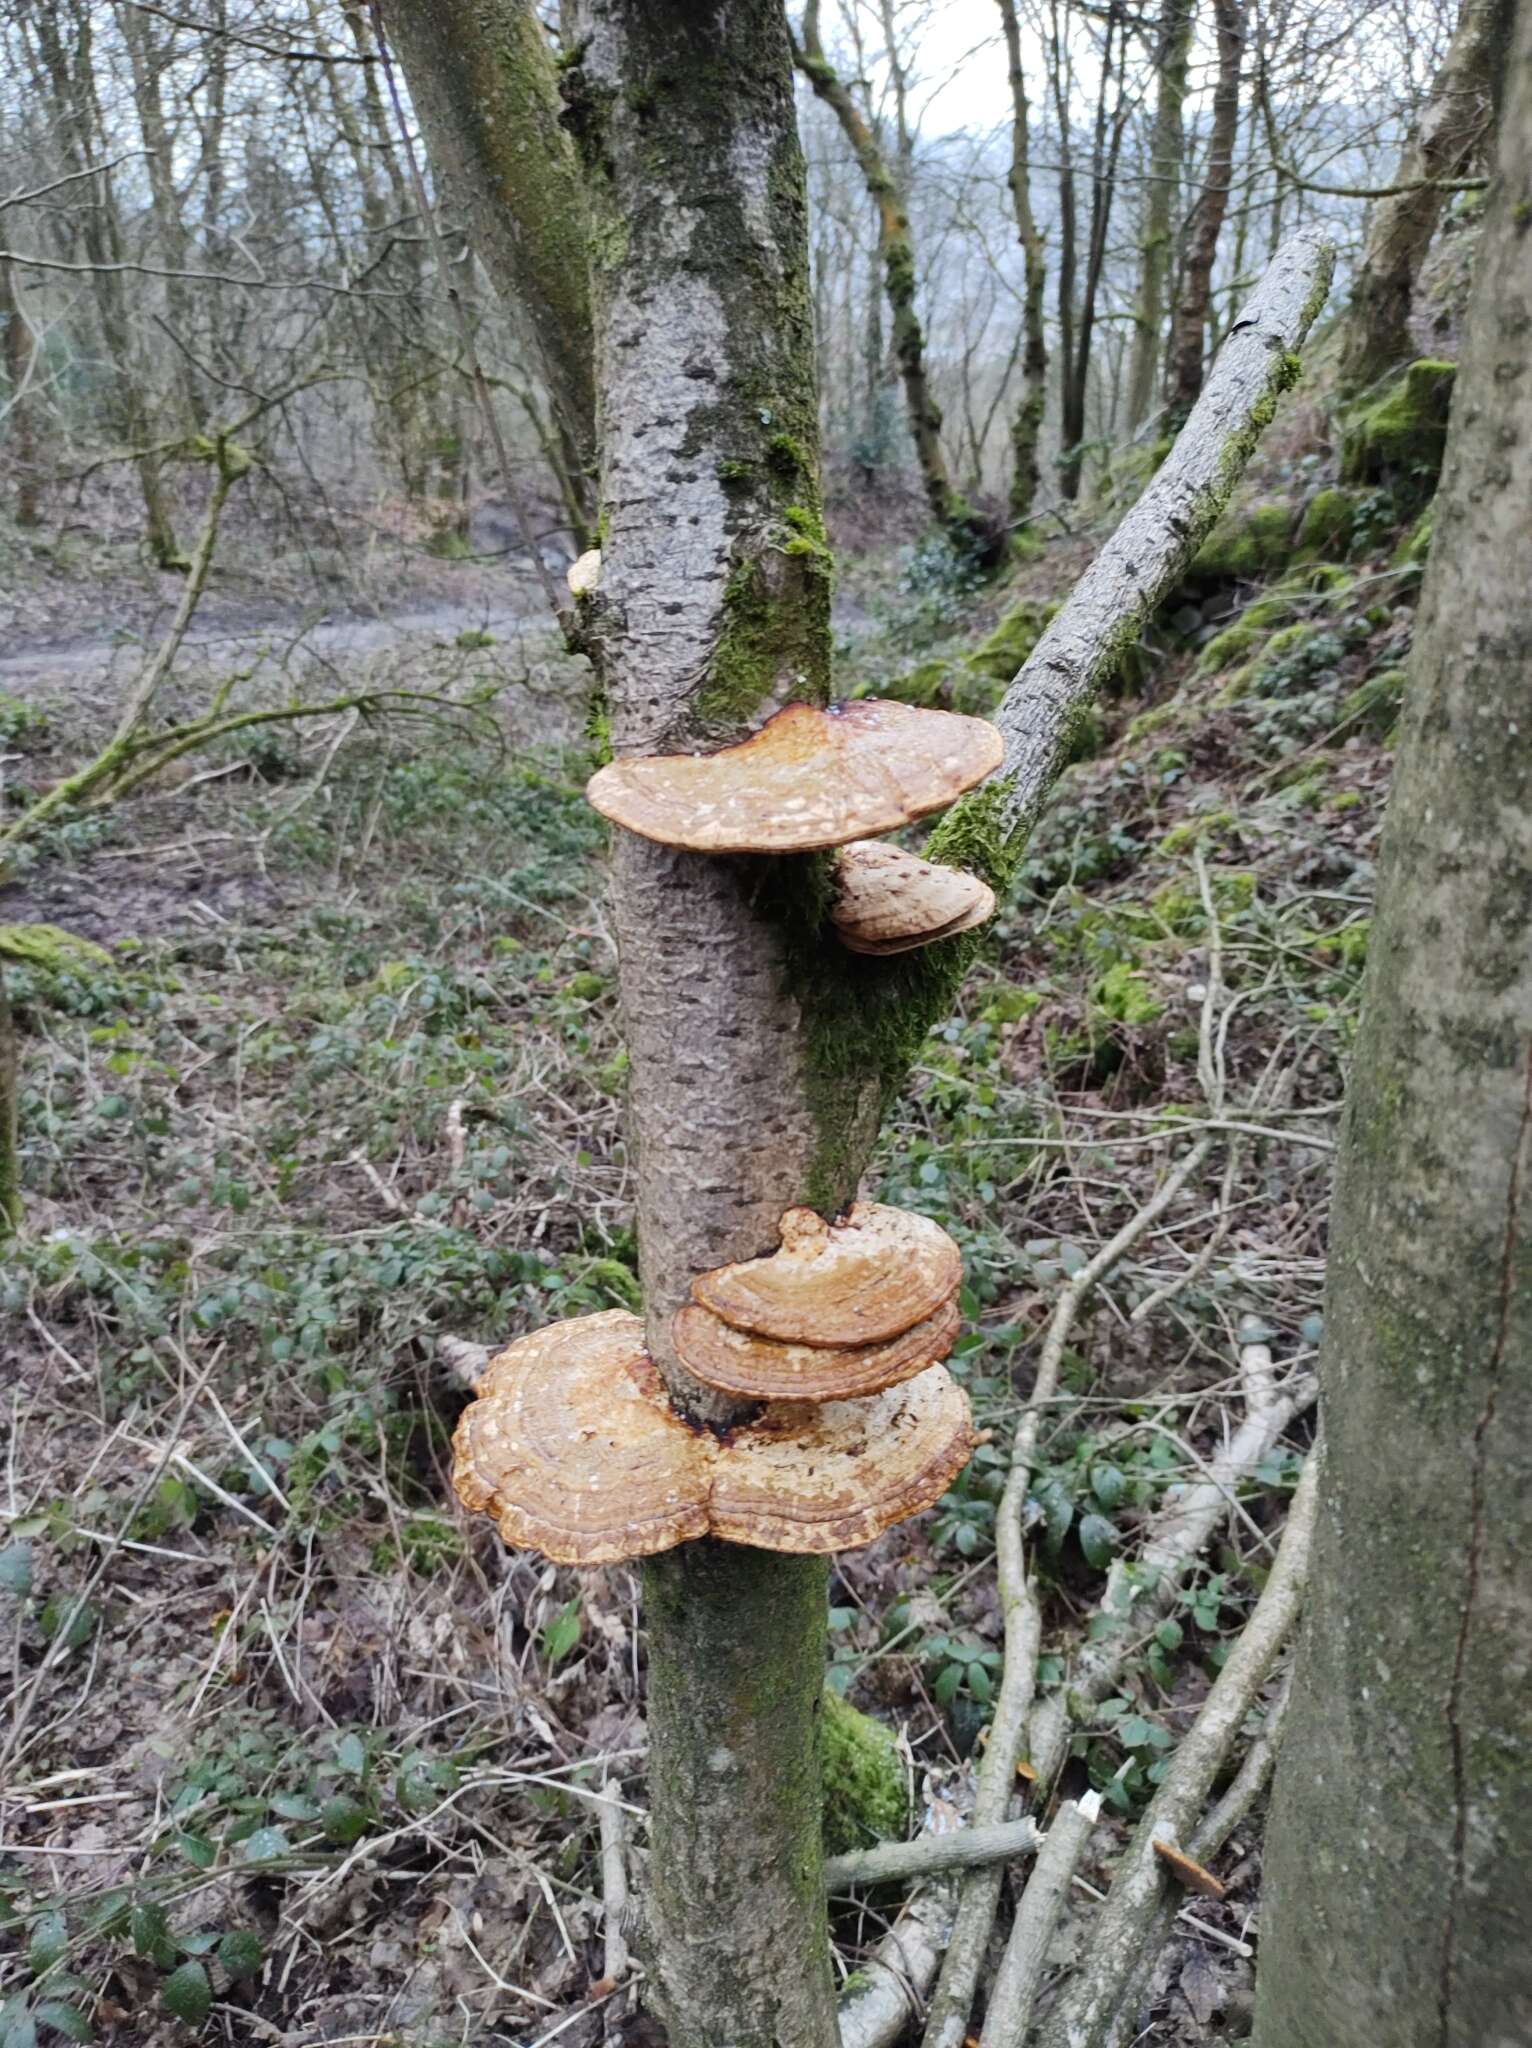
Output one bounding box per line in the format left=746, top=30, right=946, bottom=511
left=946, top=224, right=1335, bottom=857
left=826, top=1818, right=1043, bottom=1892
left=1034, top=1451, right=1319, bottom=2048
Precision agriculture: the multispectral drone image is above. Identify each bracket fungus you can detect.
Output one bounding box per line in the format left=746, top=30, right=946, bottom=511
left=708, top=1367, right=973, bottom=1552
left=673, top=1292, right=962, bottom=1401
left=1150, top=1838, right=1227, bottom=1900
left=830, top=840, right=997, bottom=955
left=585, top=699, right=1003, bottom=853
left=690, top=1202, right=962, bottom=1348
left=452, top=1311, right=710, bottom=1565
left=452, top=1303, right=974, bottom=1564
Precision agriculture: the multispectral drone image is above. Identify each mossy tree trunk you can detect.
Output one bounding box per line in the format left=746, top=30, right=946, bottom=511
left=997, top=0, right=1049, bottom=523
left=1164, top=0, right=1242, bottom=426
left=384, top=0, right=597, bottom=522
left=793, top=3, right=976, bottom=547
left=1123, top=0, right=1195, bottom=433
left=1255, top=12, right=1532, bottom=2039
left=0, top=969, right=18, bottom=1241
left=559, top=6, right=846, bottom=2041
left=1334, top=0, right=1507, bottom=398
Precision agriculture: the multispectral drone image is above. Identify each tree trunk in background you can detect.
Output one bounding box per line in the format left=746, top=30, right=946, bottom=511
left=1, top=257, right=41, bottom=527
left=795, top=3, right=977, bottom=546
left=384, top=0, right=597, bottom=513
left=1335, top=0, right=1506, bottom=397
left=1057, top=0, right=1131, bottom=499
left=560, top=4, right=854, bottom=2040
left=1165, top=0, right=1242, bottom=425
left=997, top=0, right=1049, bottom=521
left=1255, top=10, right=1532, bottom=2038
left=1124, top=0, right=1195, bottom=432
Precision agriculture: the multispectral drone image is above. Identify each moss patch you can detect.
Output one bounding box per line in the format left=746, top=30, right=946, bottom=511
left=820, top=1690, right=909, bottom=1856
left=1339, top=359, right=1457, bottom=512
left=1297, top=487, right=1358, bottom=559
left=1188, top=500, right=1296, bottom=585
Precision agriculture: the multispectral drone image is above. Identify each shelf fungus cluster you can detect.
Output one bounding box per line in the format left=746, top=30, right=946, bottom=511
left=451, top=1206, right=974, bottom=1564
left=586, top=696, right=1004, bottom=958
left=449, top=698, right=1005, bottom=1566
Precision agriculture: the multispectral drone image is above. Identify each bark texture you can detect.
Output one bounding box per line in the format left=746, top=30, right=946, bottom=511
left=1256, top=15, right=1532, bottom=2036
left=1, top=257, right=41, bottom=527
left=1335, top=0, right=1506, bottom=396
left=1123, top=0, right=1195, bottom=432
left=384, top=0, right=597, bottom=488
left=1165, top=0, right=1242, bottom=422
left=559, top=8, right=839, bottom=2042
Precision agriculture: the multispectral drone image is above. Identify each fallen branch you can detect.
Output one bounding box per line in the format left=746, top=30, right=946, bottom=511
left=933, top=224, right=1335, bottom=862
left=825, top=1818, right=1043, bottom=1892
left=1035, top=1450, right=1319, bottom=2048
left=598, top=1774, right=630, bottom=1986
left=978, top=1794, right=1101, bottom=2047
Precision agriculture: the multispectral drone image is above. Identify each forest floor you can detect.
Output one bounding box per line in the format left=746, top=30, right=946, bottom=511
left=0, top=425, right=1422, bottom=2046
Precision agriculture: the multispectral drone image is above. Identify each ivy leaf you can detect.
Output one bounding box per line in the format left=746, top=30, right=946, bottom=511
left=36, top=2001, right=95, bottom=2043
left=0, top=1542, right=33, bottom=1596
left=238, top=1827, right=289, bottom=1865
left=269, top=1793, right=319, bottom=1822
left=334, top=1733, right=366, bottom=1777
left=933, top=1663, right=963, bottom=1708
left=1078, top=1513, right=1119, bottom=1569
left=129, top=1901, right=175, bottom=1968
left=216, top=1931, right=263, bottom=1981
left=1090, top=1463, right=1126, bottom=1511
left=28, top=1911, right=67, bottom=1976
left=1, top=2009, right=39, bottom=2048
left=160, top=1962, right=211, bottom=2027
left=541, top=1600, right=582, bottom=1668
left=172, top=1834, right=214, bottom=1871
left=321, top=1797, right=370, bottom=1846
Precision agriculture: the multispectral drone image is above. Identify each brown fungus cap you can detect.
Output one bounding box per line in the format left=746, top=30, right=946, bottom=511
left=691, top=1202, right=962, bottom=1348
left=709, top=1365, right=974, bottom=1553
left=673, top=1293, right=962, bottom=1402
left=831, top=840, right=997, bottom=956
left=451, top=1311, right=709, bottom=1565
left=1150, top=1839, right=1227, bottom=1900
left=584, top=700, right=1004, bottom=853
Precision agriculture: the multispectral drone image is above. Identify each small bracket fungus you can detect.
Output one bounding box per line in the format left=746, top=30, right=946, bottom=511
left=585, top=699, right=1004, bottom=853
left=452, top=1311, right=710, bottom=1565
left=452, top=1308, right=974, bottom=1563
left=1150, top=1837, right=1227, bottom=1900
left=830, top=840, right=997, bottom=956
left=708, top=1366, right=973, bottom=1552
left=567, top=547, right=602, bottom=597
left=691, top=1202, right=962, bottom=1347
left=673, top=1292, right=962, bottom=1401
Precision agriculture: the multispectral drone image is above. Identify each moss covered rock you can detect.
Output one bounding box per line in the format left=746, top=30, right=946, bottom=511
left=1392, top=507, right=1433, bottom=569
left=1188, top=500, right=1296, bottom=585
left=821, top=1689, right=909, bottom=1856
left=1339, top=359, right=1457, bottom=511
left=1341, top=666, right=1408, bottom=738
left=1197, top=622, right=1264, bottom=674
left=1296, top=487, right=1359, bottom=559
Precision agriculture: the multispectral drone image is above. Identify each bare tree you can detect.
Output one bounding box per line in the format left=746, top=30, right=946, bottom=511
left=1165, top=0, right=1244, bottom=422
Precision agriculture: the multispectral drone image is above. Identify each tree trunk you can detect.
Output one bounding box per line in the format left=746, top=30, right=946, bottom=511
left=384, top=0, right=597, bottom=507
left=1124, top=0, right=1195, bottom=433
left=794, top=4, right=976, bottom=545
left=559, top=4, right=847, bottom=2040
left=1164, top=0, right=1242, bottom=424
left=997, top=0, right=1049, bottom=521
left=1, top=257, right=41, bottom=527
left=1255, top=9, right=1532, bottom=2038
left=1334, top=0, right=1506, bottom=396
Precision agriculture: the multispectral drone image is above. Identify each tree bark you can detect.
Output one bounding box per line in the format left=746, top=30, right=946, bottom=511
left=1124, top=0, right=1196, bottom=432
left=383, top=0, right=597, bottom=502
left=1, top=256, right=41, bottom=527
left=1334, top=0, right=1507, bottom=396
left=1255, top=9, right=1532, bottom=2036
left=996, top=0, right=1049, bottom=521
left=1164, top=0, right=1243, bottom=424
left=558, top=5, right=843, bottom=2040
left=794, top=4, right=976, bottom=544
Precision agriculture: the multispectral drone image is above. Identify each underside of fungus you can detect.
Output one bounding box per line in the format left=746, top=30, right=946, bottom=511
left=690, top=1202, right=962, bottom=1347
left=830, top=839, right=997, bottom=955
left=584, top=699, right=1004, bottom=853
left=451, top=1308, right=974, bottom=1564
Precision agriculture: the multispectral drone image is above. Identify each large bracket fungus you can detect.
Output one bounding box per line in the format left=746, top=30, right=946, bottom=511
left=451, top=1303, right=974, bottom=1564
left=585, top=699, right=1003, bottom=853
